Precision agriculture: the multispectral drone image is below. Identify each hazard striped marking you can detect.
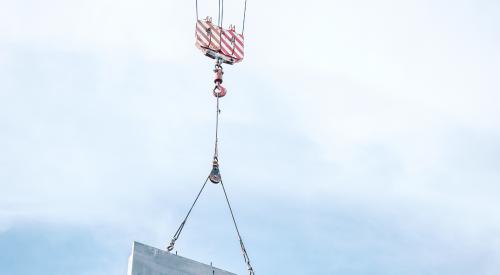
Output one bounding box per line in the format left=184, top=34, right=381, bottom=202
left=195, top=19, right=245, bottom=63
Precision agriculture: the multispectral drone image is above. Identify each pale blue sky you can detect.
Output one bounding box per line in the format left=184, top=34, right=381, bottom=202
left=1, top=0, right=500, bottom=274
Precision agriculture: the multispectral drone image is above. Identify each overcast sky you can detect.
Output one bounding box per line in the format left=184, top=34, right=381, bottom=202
left=1, top=0, right=500, bottom=274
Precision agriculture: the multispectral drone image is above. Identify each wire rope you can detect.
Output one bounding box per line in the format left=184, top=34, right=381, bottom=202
left=242, top=0, right=248, bottom=35
left=167, top=176, right=210, bottom=252
left=220, top=179, right=255, bottom=275
left=195, top=0, right=199, bottom=20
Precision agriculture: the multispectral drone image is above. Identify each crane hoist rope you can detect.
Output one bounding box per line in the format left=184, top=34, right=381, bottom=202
left=166, top=1, right=255, bottom=274
left=195, top=0, right=248, bottom=35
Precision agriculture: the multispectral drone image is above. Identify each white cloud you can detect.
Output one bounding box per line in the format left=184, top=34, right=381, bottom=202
left=1, top=0, right=500, bottom=273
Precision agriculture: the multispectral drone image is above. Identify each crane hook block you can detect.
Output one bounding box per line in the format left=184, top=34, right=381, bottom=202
left=209, top=158, right=221, bottom=184
left=195, top=18, right=245, bottom=65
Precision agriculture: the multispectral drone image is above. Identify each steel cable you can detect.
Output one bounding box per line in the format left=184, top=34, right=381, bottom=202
left=167, top=176, right=210, bottom=251
left=220, top=180, right=255, bottom=275
left=242, top=0, right=248, bottom=35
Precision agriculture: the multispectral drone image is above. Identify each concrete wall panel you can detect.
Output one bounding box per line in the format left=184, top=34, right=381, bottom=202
left=128, top=241, right=237, bottom=275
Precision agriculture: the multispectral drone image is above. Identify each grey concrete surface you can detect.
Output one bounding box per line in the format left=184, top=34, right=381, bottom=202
left=127, top=241, right=238, bottom=275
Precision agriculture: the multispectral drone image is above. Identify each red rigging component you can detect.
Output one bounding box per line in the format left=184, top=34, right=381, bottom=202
left=213, top=65, right=227, bottom=97
left=195, top=17, right=245, bottom=65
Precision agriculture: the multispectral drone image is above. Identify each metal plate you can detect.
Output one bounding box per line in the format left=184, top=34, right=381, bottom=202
left=195, top=19, right=245, bottom=65
left=127, top=241, right=237, bottom=275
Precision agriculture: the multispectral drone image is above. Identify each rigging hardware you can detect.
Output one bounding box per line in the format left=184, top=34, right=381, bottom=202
left=167, top=1, right=255, bottom=274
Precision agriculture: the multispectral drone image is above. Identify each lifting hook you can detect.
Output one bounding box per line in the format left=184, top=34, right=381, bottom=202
left=213, top=64, right=227, bottom=98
